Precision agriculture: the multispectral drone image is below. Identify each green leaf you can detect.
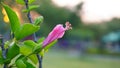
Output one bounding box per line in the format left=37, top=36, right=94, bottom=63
left=6, top=42, right=20, bottom=60
left=16, top=59, right=26, bottom=68
left=24, top=60, right=36, bottom=68
left=39, top=49, right=45, bottom=57
left=20, top=40, right=37, bottom=56
left=0, top=49, right=2, bottom=58
left=16, top=56, right=35, bottom=68
left=22, top=5, right=39, bottom=13
left=16, top=0, right=35, bottom=5
left=33, top=16, right=44, bottom=26
left=15, top=23, right=40, bottom=40
left=20, top=40, right=38, bottom=64
left=20, top=45, right=32, bottom=56
left=2, top=3, right=20, bottom=33
left=44, top=40, right=57, bottom=51
left=0, top=58, right=4, bottom=64
left=37, top=37, right=45, bottom=43
left=28, top=54, right=38, bottom=64
left=24, top=40, right=38, bottom=47
left=32, top=44, right=42, bottom=54
left=16, top=0, right=24, bottom=4
left=9, top=54, right=22, bottom=67
left=29, top=0, right=35, bottom=4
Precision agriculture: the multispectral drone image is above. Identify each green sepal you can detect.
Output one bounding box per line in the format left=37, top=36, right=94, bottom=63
left=44, top=40, right=57, bottom=51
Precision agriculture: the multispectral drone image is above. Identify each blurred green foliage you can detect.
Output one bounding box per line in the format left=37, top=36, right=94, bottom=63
left=36, top=0, right=82, bottom=27
left=87, top=18, right=120, bottom=40
left=1, top=0, right=120, bottom=39
left=1, top=0, right=120, bottom=46
left=35, top=0, right=82, bottom=37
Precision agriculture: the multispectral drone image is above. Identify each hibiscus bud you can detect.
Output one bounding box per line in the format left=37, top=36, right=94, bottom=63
left=42, top=22, right=72, bottom=48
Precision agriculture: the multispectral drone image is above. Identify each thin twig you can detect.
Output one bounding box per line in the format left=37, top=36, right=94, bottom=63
left=24, top=0, right=37, bottom=41
left=24, top=0, right=42, bottom=68
left=0, top=35, right=7, bottom=68
left=37, top=54, right=42, bottom=68
left=3, top=64, right=7, bottom=68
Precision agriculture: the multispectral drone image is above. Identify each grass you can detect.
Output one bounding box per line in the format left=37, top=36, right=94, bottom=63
left=43, top=50, right=120, bottom=68
left=0, top=50, right=120, bottom=68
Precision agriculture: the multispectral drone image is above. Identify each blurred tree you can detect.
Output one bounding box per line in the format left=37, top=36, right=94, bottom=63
left=86, top=18, right=120, bottom=40
left=36, top=0, right=82, bottom=27
left=86, top=18, right=120, bottom=53
left=35, top=0, right=83, bottom=37
left=106, top=18, right=120, bottom=32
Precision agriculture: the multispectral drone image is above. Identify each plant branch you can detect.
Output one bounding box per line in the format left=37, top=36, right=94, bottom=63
left=24, top=0, right=42, bottom=68
left=24, top=0, right=33, bottom=23
left=0, top=35, right=7, bottom=68
left=24, top=0, right=37, bottom=42
left=3, top=64, right=7, bottom=68
left=37, top=54, right=42, bottom=68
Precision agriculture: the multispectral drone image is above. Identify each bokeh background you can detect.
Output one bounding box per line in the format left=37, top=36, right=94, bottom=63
left=0, top=0, right=120, bottom=68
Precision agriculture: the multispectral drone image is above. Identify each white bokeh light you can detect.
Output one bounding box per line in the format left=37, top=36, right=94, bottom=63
left=82, top=0, right=120, bottom=23
left=52, top=0, right=82, bottom=8
left=52, top=0, right=120, bottom=23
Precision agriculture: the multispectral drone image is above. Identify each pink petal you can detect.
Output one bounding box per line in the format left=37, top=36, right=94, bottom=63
left=43, top=24, right=65, bottom=47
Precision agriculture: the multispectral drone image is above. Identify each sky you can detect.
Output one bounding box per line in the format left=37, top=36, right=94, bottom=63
left=52, top=0, right=120, bottom=23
